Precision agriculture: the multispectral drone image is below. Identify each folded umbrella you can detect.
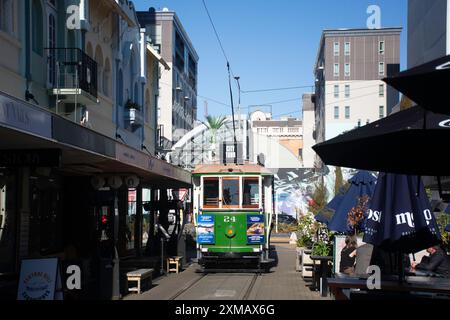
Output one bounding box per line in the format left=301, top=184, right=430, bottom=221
left=383, top=54, right=450, bottom=115
left=327, top=171, right=377, bottom=234
left=364, top=173, right=441, bottom=254
left=313, top=106, right=450, bottom=177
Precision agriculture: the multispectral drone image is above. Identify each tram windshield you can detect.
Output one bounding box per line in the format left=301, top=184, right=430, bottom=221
left=204, top=178, right=219, bottom=208
left=222, top=178, right=239, bottom=208
left=243, top=178, right=259, bottom=208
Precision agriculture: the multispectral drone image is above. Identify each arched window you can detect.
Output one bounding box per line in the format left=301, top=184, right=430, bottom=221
left=0, top=0, right=14, bottom=35
left=129, top=51, right=135, bottom=100
left=86, top=42, right=93, bottom=59
left=32, top=0, right=43, bottom=55
left=134, top=82, right=138, bottom=104
left=145, top=89, right=150, bottom=124
left=103, top=58, right=111, bottom=97
left=47, top=13, right=56, bottom=86
left=94, top=45, right=104, bottom=94
left=117, top=69, right=123, bottom=106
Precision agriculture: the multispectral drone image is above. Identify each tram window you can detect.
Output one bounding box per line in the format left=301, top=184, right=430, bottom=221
left=222, top=178, right=240, bottom=208
left=204, top=178, right=219, bottom=208
left=243, top=178, right=260, bottom=208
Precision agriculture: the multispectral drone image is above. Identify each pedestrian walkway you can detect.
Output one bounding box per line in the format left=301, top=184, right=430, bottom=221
left=248, top=243, right=329, bottom=300
left=123, top=244, right=328, bottom=300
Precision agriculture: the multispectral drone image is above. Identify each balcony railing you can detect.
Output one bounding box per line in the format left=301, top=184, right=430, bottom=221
left=46, top=48, right=98, bottom=100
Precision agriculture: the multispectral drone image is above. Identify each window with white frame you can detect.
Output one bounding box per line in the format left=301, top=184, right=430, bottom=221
left=334, top=63, right=339, bottom=76
left=379, top=41, right=385, bottom=54
left=379, top=106, right=384, bottom=118
left=345, top=106, right=350, bottom=119
left=334, top=106, right=339, bottom=119
left=379, top=84, right=385, bottom=97
left=345, top=84, right=350, bottom=98
left=344, top=42, right=351, bottom=56
left=334, top=85, right=339, bottom=98
left=345, top=63, right=350, bottom=76
left=334, top=42, right=340, bottom=56
left=378, top=62, right=385, bottom=76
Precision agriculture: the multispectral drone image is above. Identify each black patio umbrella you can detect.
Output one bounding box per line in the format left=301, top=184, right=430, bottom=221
left=312, top=106, right=450, bottom=177
left=383, top=54, right=450, bottom=115
left=364, top=174, right=441, bottom=254
left=363, top=173, right=442, bottom=281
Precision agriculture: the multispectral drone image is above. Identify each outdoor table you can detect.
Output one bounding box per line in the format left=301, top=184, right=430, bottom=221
left=310, top=256, right=333, bottom=297
left=327, top=276, right=450, bottom=300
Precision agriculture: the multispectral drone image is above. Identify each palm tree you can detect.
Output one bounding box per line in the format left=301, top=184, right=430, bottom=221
left=203, top=116, right=229, bottom=161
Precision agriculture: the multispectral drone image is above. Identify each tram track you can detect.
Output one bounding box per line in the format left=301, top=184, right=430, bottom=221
left=242, top=273, right=261, bottom=300
left=168, top=273, right=208, bottom=301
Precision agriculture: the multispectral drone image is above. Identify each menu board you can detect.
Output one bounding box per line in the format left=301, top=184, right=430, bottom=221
left=247, top=215, right=265, bottom=244
left=17, top=258, right=63, bottom=300
left=197, top=215, right=215, bottom=245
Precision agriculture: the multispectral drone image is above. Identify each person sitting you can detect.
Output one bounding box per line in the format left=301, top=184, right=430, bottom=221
left=340, top=236, right=358, bottom=275
left=411, top=246, right=450, bottom=277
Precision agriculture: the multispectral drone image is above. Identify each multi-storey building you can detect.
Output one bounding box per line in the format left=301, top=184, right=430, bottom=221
left=313, top=28, right=402, bottom=160
left=249, top=111, right=303, bottom=169
left=137, top=7, right=199, bottom=153
left=0, top=0, right=191, bottom=300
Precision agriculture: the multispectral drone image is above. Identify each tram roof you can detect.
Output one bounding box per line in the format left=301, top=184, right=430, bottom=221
left=192, top=163, right=273, bottom=176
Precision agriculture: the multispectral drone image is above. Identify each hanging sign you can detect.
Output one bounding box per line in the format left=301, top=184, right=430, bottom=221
left=197, top=215, right=215, bottom=245
left=107, top=176, right=123, bottom=189
left=91, top=176, right=106, bottom=190
left=17, top=258, right=63, bottom=300
left=247, top=215, right=265, bottom=244
left=125, top=175, right=140, bottom=188
left=220, top=142, right=244, bottom=165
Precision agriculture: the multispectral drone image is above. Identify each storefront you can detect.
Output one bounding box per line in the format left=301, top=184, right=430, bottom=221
left=0, top=91, right=191, bottom=299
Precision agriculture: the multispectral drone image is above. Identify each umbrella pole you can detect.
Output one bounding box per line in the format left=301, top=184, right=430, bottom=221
left=397, top=252, right=405, bottom=285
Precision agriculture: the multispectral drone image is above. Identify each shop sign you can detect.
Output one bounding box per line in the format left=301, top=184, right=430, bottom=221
left=17, top=258, right=63, bottom=300
left=197, top=215, right=215, bottom=245
left=91, top=176, right=106, bottom=190
left=0, top=149, right=61, bottom=167
left=116, top=144, right=191, bottom=184
left=107, top=176, right=123, bottom=189
left=0, top=94, right=52, bottom=138
left=125, top=175, right=140, bottom=188
left=247, top=215, right=265, bottom=245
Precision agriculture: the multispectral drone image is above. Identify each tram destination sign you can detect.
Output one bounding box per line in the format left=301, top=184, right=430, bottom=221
left=220, top=142, right=244, bottom=165
left=0, top=149, right=61, bottom=167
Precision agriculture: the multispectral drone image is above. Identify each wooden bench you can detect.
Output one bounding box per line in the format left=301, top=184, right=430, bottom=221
left=126, top=268, right=154, bottom=294
left=167, top=256, right=183, bottom=274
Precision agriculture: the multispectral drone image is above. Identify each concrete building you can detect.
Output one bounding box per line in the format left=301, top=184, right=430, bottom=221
left=0, top=0, right=191, bottom=300
left=302, top=93, right=316, bottom=169
left=408, top=0, right=450, bottom=68
left=137, top=8, right=199, bottom=153
left=313, top=28, right=402, bottom=162
left=249, top=111, right=303, bottom=169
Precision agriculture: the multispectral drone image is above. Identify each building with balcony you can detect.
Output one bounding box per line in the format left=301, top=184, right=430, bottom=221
left=0, top=0, right=191, bottom=300
left=249, top=111, right=304, bottom=169
left=313, top=28, right=402, bottom=159
left=137, top=7, right=199, bottom=153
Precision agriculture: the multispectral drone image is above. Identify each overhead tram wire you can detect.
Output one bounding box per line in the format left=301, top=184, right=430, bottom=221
left=202, top=0, right=238, bottom=147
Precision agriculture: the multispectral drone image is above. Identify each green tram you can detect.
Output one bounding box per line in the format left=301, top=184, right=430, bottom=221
left=192, top=163, right=275, bottom=272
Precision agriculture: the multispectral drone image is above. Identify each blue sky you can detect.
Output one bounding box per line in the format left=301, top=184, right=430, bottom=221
left=134, top=0, right=408, bottom=120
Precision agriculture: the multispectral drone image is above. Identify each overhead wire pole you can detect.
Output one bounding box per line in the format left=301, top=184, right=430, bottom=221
left=227, top=62, right=238, bottom=164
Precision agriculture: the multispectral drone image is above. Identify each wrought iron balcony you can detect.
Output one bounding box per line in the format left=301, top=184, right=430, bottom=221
left=46, top=48, right=98, bottom=104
